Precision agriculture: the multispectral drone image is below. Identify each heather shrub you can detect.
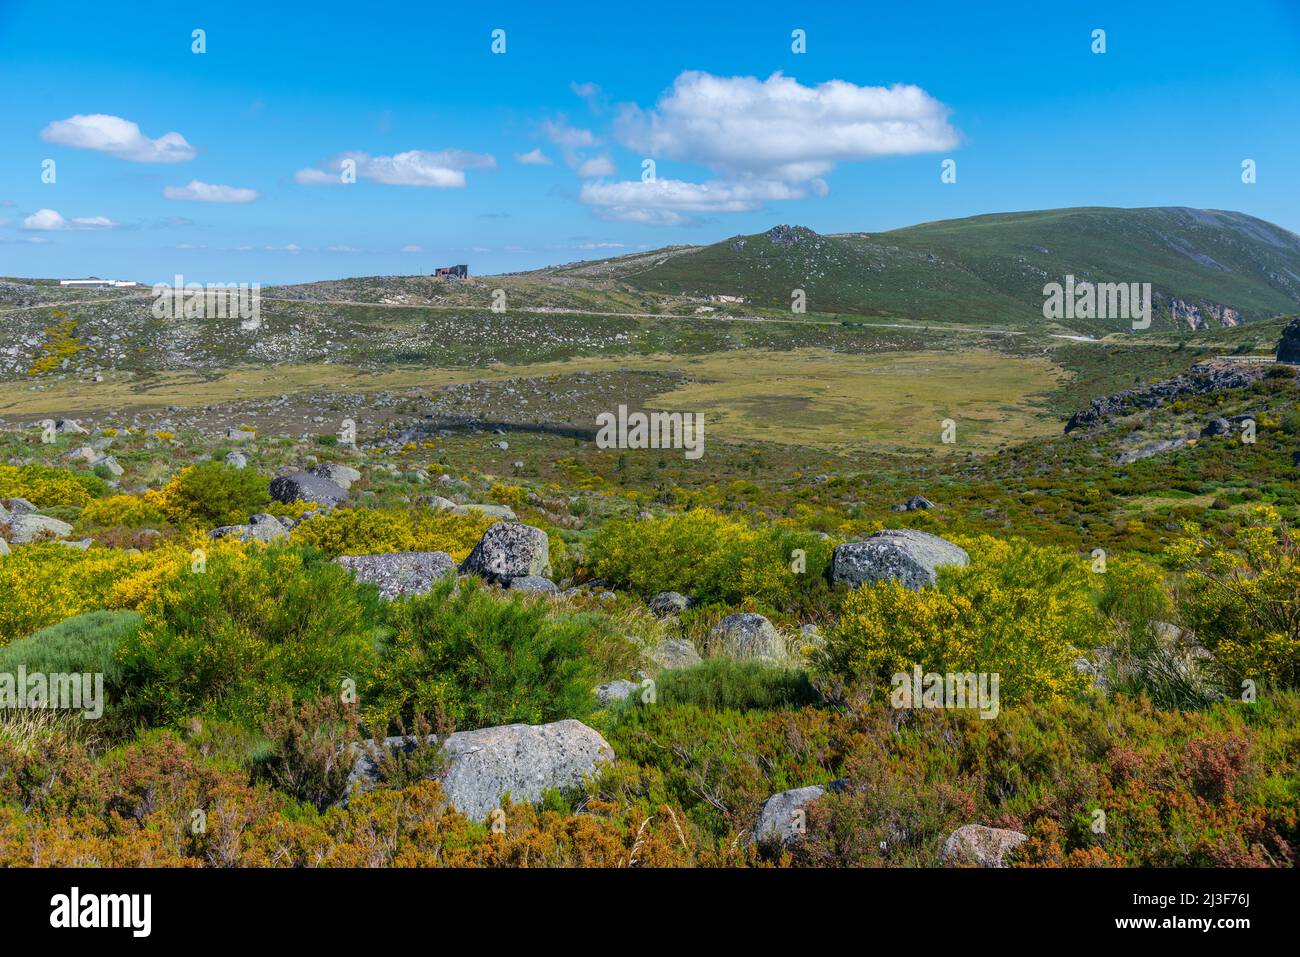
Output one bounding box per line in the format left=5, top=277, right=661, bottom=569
left=364, top=576, right=597, bottom=734
left=255, top=695, right=363, bottom=811
left=147, top=462, right=269, bottom=527
left=289, top=506, right=496, bottom=560
left=118, top=546, right=384, bottom=728
left=816, top=536, right=1097, bottom=706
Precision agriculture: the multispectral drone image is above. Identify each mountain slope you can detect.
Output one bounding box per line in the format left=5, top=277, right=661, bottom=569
left=570, top=207, right=1300, bottom=331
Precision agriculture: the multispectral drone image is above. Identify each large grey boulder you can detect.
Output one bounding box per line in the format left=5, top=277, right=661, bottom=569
left=349, top=720, right=614, bottom=822
left=209, top=512, right=291, bottom=544
left=939, top=824, right=1028, bottom=867
left=91, top=454, right=123, bottom=477
left=890, top=495, right=935, bottom=512
left=648, top=591, right=692, bottom=617
left=55, top=419, right=88, bottom=435
left=459, top=522, right=550, bottom=584
left=309, top=462, right=361, bottom=490
left=269, top=470, right=348, bottom=507
left=224, top=451, right=247, bottom=469
left=335, top=551, right=456, bottom=599
left=426, top=495, right=463, bottom=513
left=830, top=529, right=969, bottom=591
left=1200, top=416, right=1232, bottom=437
left=4, top=513, right=74, bottom=544
left=506, top=575, right=558, bottom=593
left=644, top=638, right=702, bottom=672
left=753, top=781, right=847, bottom=847
left=594, top=679, right=641, bottom=706
left=0, top=498, right=36, bottom=516
left=711, top=612, right=786, bottom=663
left=1277, top=317, right=1300, bottom=364
left=0, top=538, right=10, bottom=556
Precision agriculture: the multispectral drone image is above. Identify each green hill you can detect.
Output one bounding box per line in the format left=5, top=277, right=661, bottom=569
left=572, top=207, right=1300, bottom=332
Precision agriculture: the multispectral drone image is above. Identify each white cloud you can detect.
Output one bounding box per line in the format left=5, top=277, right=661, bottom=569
left=163, top=180, right=260, bottom=203
left=542, top=118, right=599, bottom=150
left=514, top=147, right=552, bottom=166
left=401, top=244, right=422, bottom=253
left=327, top=244, right=361, bottom=253
left=615, top=71, right=958, bottom=181
left=577, top=155, right=616, bottom=178
left=579, top=178, right=805, bottom=224
left=577, top=241, right=625, bottom=250
left=40, top=114, right=197, bottom=163
left=295, top=149, right=495, bottom=188
left=570, top=81, right=604, bottom=110
left=22, top=208, right=119, bottom=231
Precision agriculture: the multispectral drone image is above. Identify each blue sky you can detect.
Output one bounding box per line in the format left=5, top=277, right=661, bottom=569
left=1, top=0, right=1297, bottom=284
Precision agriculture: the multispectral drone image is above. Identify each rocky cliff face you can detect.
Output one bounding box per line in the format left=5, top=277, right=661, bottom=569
left=1166, top=297, right=1242, bottom=329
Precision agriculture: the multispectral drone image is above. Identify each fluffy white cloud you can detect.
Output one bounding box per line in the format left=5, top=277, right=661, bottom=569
left=400, top=244, right=423, bottom=253
left=40, top=114, right=196, bottom=163
left=576, top=155, right=616, bottom=178
left=163, top=180, right=259, bottom=203
left=579, top=178, right=805, bottom=224
left=514, top=148, right=552, bottom=166
left=615, top=71, right=958, bottom=181
left=22, top=208, right=119, bottom=231
left=295, top=149, right=495, bottom=188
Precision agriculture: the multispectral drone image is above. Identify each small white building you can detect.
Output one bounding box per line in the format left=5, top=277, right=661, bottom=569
left=59, top=278, right=138, bottom=288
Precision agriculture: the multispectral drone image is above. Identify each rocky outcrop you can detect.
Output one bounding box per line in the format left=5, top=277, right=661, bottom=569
left=939, top=824, right=1028, bottom=867
left=506, top=575, right=558, bottom=593
left=644, top=639, right=702, bottom=672
left=1064, top=361, right=1270, bottom=434
left=459, top=522, right=550, bottom=584
left=1278, top=318, right=1300, bottom=364
left=890, top=495, right=935, bottom=512
left=335, top=551, right=456, bottom=599
left=269, top=470, right=348, bottom=507
left=752, top=781, right=847, bottom=847
left=349, top=720, right=614, bottom=822
left=830, top=529, right=969, bottom=591
left=647, top=591, right=692, bottom=617
left=309, top=463, right=361, bottom=489
left=209, top=512, right=292, bottom=544
left=710, top=612, right=786, bottom=663
left=1113, top=437, right=1188, bottom=465
left=3, top=513, right=74, bottom=544
left=594, top=679, right=641, bottom=706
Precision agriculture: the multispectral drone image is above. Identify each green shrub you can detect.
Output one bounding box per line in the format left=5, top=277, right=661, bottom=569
left=118, top=546, right=383, bottom=728
left=647, top=659, right=821, bottom=711
left=0, top=610, right=139, bottom=682
left=364, top=577, right=598, bottom=733
left=152, top=462, right=269, bottom=527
